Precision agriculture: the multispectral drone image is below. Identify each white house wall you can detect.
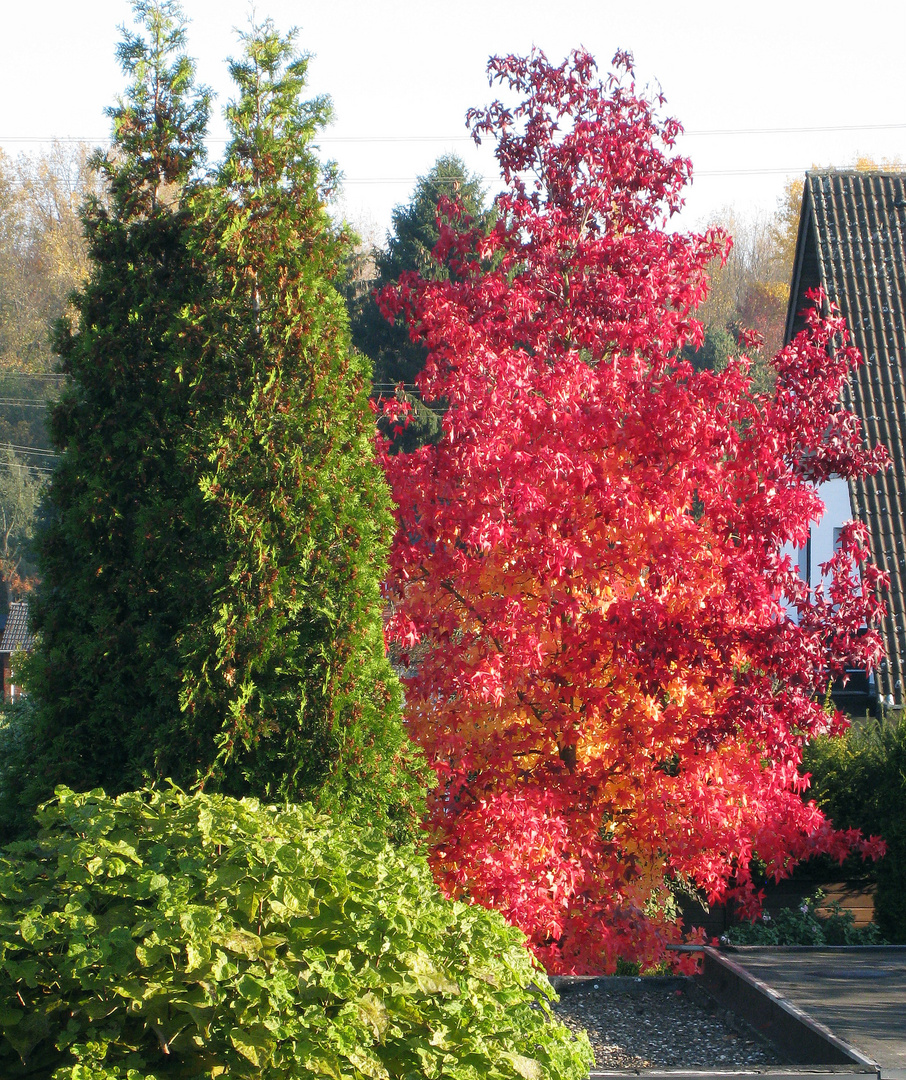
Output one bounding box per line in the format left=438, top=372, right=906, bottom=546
left=803, top=476, right=853, bottom=588
left=782, top=476, right=854, bottom=601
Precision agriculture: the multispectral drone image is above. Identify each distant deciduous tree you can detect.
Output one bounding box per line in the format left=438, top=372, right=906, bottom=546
left=0, top=143, right=100, bottom=603
left=0, top=142, right=98, bottom=376
left=688, top=207, right=787, bottom=379
left=0, top=448, right=42, bottom=605
left=695, top=157, right=906, bottom=378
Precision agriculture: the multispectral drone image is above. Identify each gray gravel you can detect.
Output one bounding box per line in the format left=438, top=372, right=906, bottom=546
left=551, top=978, right=787, bottom=1070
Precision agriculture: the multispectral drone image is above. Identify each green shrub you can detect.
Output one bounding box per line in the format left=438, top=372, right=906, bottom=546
left=0, top=787, right=592, bottom=1079
left=723, top=890, right=886, bottom=946
left=802, top=712, right=906, bottom=943
left=0, top=699, right=43, bottom=847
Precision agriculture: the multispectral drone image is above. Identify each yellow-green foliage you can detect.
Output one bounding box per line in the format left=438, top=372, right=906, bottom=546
left=0, top=787, right=592, bottom=1079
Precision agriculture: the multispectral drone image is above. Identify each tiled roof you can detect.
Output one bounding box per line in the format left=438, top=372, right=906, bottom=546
left=0, top=600, right=35, bottom=655
left=786, top=170, right=906, bottom=705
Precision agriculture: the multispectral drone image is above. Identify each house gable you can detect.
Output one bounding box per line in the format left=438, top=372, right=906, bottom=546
left=785, top=170, right=906, bottom=705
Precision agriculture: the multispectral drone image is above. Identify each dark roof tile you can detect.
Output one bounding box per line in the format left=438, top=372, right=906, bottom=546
left=0, top=601, right=35, bottom=655
left=786, top=170, right=906, bottom=704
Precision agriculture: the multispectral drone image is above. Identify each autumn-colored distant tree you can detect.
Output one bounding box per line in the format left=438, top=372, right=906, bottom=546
left=381, top=50, right=887, bottom=974
left=0, top=143, right=100, bottom=603
left=696, top=157, right=906, bottom=377
left=0, top=448, right=42, bottom=603
left=769, top=174, right=805, bottom=277
left=688, top=206, right=787, bottom=375
left=0, top=142, right=97, bottom=377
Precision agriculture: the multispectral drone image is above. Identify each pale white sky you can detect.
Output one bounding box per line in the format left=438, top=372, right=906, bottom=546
left=2, top=0, right=905, bottom=241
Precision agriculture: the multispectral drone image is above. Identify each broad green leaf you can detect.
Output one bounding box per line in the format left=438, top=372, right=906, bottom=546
left=503, top=1052, right=544, bottom=1080
left=347, top=1048, right=390, bottom=1080
left=229, top=1024, right=274, bottom=1067
left=0, top=788, right=589, bottom=1079
left=214, top=929, right=262, bottom=959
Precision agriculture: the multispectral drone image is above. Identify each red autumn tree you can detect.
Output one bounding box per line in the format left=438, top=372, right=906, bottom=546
left=380, top=49, right=887, bottom=974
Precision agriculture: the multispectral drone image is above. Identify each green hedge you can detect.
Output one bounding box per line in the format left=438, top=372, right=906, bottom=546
left=802, top=711, right=906, bottom=943
left=0, top=787, right=592, bottom=1079
left=723, top=889, right=885, bottom=946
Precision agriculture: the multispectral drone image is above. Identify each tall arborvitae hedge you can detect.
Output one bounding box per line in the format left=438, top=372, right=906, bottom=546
left=13, top=1, right=215, bottom=825
left=5, top=3, right=426, bottom=842
left=180, top=23, right=427, bottom=830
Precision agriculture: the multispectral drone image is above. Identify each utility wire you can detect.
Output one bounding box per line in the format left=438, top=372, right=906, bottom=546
left=1, top=464, right=53, bottom=476
left=3, top=121, right=906, bottom=144
left=0, top=457, right=54, bottom=475
left=4, top=165, right=897, bottom=187
left=0, top=442, right=58, bottom=459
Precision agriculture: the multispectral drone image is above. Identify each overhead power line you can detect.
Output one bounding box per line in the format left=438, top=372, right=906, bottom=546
left=2, top=121, right=906, bottom=145
left=684, top=122, right=906, bottom=137
left=0, top=371, right=66, bottom=379
left=340, top=165, right=850, bottom=184
left=0, top=459, right=54, bottom=476
left=0, top=442, right=58, bottom=459
left=4, top=163, right=895, bottom=189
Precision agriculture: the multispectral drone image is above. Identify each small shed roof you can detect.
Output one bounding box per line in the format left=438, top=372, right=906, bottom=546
left=0, top=600, right=35, bottom=655
left=785, top=169, right=906, bottom=705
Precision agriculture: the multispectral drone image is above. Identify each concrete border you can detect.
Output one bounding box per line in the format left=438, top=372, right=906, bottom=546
left=548, top=950, right=905, bottom=1078
left=698, top=948, right=879, bottom=1071
left=587, top=1072, right=879, bottom=1080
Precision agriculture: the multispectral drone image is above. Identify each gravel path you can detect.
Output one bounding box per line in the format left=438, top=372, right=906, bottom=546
left=551, top=978, right=787, bottom=1070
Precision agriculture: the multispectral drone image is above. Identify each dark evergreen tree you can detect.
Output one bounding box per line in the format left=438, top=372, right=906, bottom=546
left=12, top=0, right=215, bottom=833
left=348, top=154, right=491, bottom=451
left=180, top=21, right=427, bottom=831
left=5, top=4, right=427, bottom=842
left=680, top=323, right=737, bottom=372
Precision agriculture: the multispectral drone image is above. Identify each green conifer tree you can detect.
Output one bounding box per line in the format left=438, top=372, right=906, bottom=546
left=5, top=5, right=427, bottom=842
left=181, top=21, right=427, bottom=831
left=348, top=155, right=490, bottom=451
left=351, top=154, right=489, bottom=389
left=12, top=1, right=215, bottom=830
